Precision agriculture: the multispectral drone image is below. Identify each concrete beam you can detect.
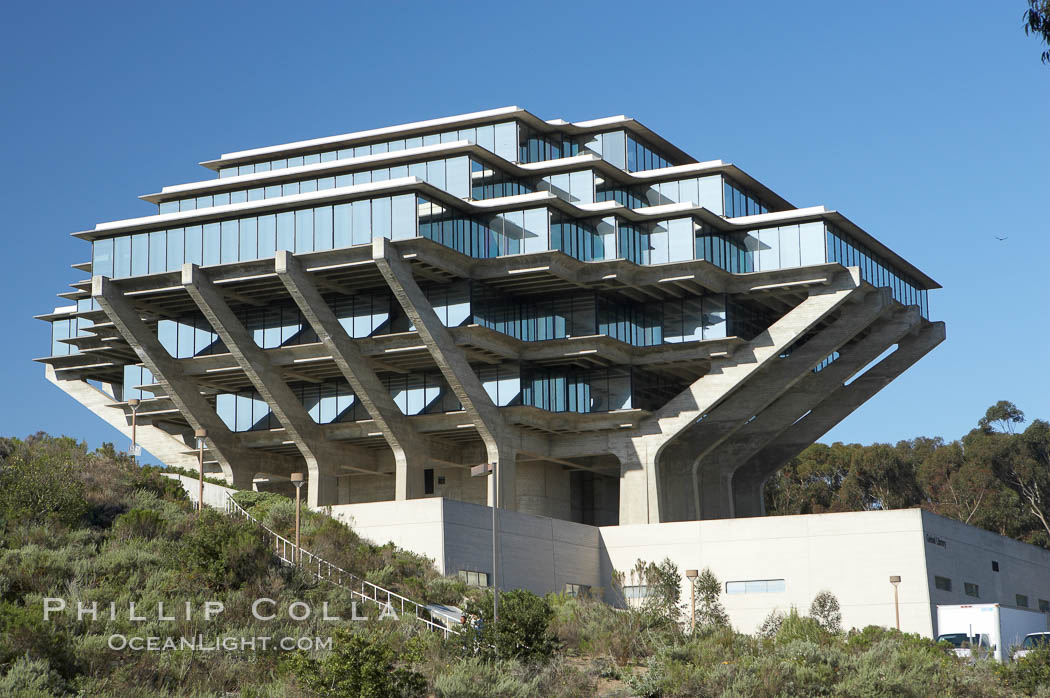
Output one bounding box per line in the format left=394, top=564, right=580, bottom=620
left=181, top=264, right=376, bottom=507
left=275, top=249, right=427, bottom=500
left=671, top=288, right=894, bottom=520
left=44, top=365, right=201, bottom=470
left=372, top=238, right=518, bottom=509
left=92, top=275, right=277, bottom=487
left=732, top=321, right=946, bottom=517
left=613, top=268, right=865, bottom=525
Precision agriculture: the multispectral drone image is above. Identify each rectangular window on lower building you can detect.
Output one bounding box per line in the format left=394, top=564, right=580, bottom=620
left=1039, top=599, right=1049, bottom=613
left=726, top=579, right=786, bottom=594
left=564, top=583, right=590, bottom=598
left=458, top=570, right=490, bottom=587
left=964, top=582, right=979, bottom=598
left=1017, top=594, right=1029, bottom=608
left=992, top=560, right=999, bottom=572
left=622, top=585, right=649, bottom=600
left=424, top=468, right=434, bottom=495
left=935, top=576, right=952, bottom=591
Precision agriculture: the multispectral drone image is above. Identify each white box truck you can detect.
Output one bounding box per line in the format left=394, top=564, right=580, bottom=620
left=936, top=604, right=1049, bottom=662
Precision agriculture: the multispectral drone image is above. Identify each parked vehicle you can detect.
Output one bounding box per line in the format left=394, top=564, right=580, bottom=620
left=1014, top=631, right=1050, bottom=660
left=936, top=604, right=1049, bottom=663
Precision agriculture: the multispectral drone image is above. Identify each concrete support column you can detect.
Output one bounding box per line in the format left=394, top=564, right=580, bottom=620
left=372, top=237, right=519, bottom=510
left=684, top=288, right=892, bottom=519
left=732, top=321, right=946, bottom=516
left=615, top=270, right=865, bottom=525
left=91, top=275, right=275, bottom=486
left=181, top=264, right=376, bottom=508
left=275, top=250, right=426, bottom=500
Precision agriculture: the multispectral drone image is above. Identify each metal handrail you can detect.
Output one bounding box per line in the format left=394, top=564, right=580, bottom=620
left=222, top=492, right=460, bottom=637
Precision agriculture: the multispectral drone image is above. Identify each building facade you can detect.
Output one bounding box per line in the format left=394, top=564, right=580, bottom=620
left=39, top=107, right=944, bottom=524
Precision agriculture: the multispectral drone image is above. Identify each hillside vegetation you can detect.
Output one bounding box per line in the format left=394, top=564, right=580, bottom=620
left=1, top=433, right=1049, bottom=697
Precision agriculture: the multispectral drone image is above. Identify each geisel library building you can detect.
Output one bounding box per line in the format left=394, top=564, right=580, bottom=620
left=40, top=107, right=1050, bottom=636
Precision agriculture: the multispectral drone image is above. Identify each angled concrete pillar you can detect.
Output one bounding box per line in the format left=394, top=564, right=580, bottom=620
left=92, top=275, right=267, bottom=486
left=181, top=264, right=375, bottom=508
left=678, top=288, right=893, bottom=519
left=615, top=269, right=865, bottom=525
left=372, top=237, right=517, bottom=510
left=275, top=250, right=425, bottom=500
left=732, top=320, right=946, bottom=517
left=44, top=365, right=201, bottom=470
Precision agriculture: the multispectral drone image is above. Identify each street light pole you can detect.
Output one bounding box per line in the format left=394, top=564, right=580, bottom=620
left=194, top=428, right=207, bottom=518
left=471, top=462, right=499, bottom=628
left=128, top=398, right=140, bottom=457
left=890, top=575, right=902, bottom=630
left=291, top=473, right=305, bottom=565
left=686, top=569, right=699, bottom=633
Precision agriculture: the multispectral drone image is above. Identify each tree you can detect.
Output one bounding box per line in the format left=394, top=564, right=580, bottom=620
left=291, top=628, right=426, bottom=697
left=809, top=590, right=843, bottom=633
left=693, top=568, right=729, bottom=630
left=1025, top=1, right=1050, bottom=64
left=625, top=558, right=683, bottom=625
left=462, top=588, right=556, bottom=662
left=979, top=400, right=1026, bottom=434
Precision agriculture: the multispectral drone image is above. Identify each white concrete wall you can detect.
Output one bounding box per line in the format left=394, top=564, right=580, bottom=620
left=600, top=509, right=934, bottom=635
left=328, top=498, right=601, bottom=596
left=921, top=510, right=1050, bottom=636
left=163, top=473, right=236, bottom=510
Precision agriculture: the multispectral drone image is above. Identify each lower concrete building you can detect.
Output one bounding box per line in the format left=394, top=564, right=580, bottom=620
left=177, top=475, right=1050, bottom=638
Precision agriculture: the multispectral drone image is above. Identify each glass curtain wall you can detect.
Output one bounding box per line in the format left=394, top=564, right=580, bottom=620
left=218, top=121, right=518, bottom=178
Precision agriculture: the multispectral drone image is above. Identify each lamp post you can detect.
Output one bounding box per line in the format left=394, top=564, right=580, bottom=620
left=127, top=398, right=140, bottom=457
left=194, top=428, right=207, bottom=518
left=685, top=569, right=699, bottom=633
left=890, top=575, right=902, bottom=630
left=471, top=462, right=499, bottom=627
left=290, top=473, right=305, bottom=565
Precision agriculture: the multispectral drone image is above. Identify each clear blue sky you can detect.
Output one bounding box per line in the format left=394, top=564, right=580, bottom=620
left=1, top=1, right=1047, bottom=458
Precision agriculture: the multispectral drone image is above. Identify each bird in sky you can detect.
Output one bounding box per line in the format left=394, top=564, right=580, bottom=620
left=995, top=236, right=1008, bottom=241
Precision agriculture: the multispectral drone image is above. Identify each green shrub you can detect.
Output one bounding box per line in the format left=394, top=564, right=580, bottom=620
left=0, top=437, right=87, bottom=528
left=0, top=654, right=68, bottom=697
left=808, top=589, right=842, bottom=634
left=998, top=645, right=1050, bottom=694
left=174, top=510, right=273, bottom=590
left=434, top=657, right=539, bottom=697
left=111, top=508, right=164, bottom=541
left=776, top=608, right=830, bottom=646
left=291, top=627, right=426, bottom=697
left=462, top=588, right=556, bottom=662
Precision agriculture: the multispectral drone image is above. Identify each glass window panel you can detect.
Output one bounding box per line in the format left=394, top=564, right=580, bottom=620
left=373, top=197, right=391, bottom=239
left=230, top=190, right=247, bottom=204
left=202, top=223, right=220, bottom=266
left=314, top=206, right=334, bottom=250
left=159, top=201, right=178, bottom=214
left=239, top=217, right=258, bottom=260
left=276, top=212, right=295, bottom=251
left=247, top=187, right=264, bottom=201
left=304, top=153, right=320, bottom=165
left=320, top=151, right=336, bottom=163
left=93, top=238, right=114, bottom=278
left=351, top=200, right=371, bottom=245
left=196, top=195, right=213, bottom=209
left=779, top=225, right=801, bottom=268
left=131, top=232, right=149, bottom=276
left=184, top=225, right=203, bottom=266
left=569, top=170, right=594, bottom=203
left=300, top=179, right=317, bottom=193
left=758, top=227, right=779, bottom=270
left=287, top=156, right=304, bottom=168
left=667, top=218, right=693, bottom=262
left=604, top=132, right=627, bottom=170
left=149, top=231, right=166, bottom=273
left=648, top=221, right=669, bottom=264
left=257, top=215, right=276, bottom=258
left=333, top=203, right=351, bottom=248
left=390, top=194, right=416, bottom=240
left=264, top=184, right=281, bottom=199
left=335, top=174, right=352, bottom=188
left=220, top=219, right=239, bottom=263
left=446, top=156, right=469, bottom=198
left=522, top=208, right=549, bottom=253
left=703, top=295, right=727, bottom=339
left=295, top=209, right=314, bottom=253
left=798, top=221, right=826, bottom=267
left=494, top=122, right=518, bottom=162
left=282, top=182, right=299, bottom=197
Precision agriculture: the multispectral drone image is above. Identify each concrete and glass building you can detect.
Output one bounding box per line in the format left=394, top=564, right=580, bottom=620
left=39, top=106, right=945, bottom=525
